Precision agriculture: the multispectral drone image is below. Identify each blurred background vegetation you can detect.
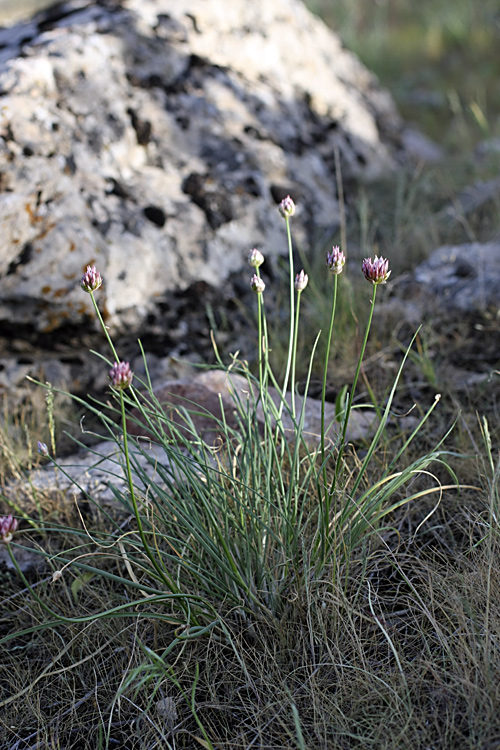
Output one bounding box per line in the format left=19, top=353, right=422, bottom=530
left=306, top=0, right=500, bottom=151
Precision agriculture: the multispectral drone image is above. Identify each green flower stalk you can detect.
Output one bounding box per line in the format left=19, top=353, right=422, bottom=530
left=328, top=255, right=391, bottom=508
left=278, top=196, right=296, bottom=419
left=290, top=270, right=308, bottom=418
left=80, top=263, right=120, bottom=362
left=321, top=246, right=346, bottom=500
left=111, top=368, right=182, bottom=595
left=250, top=272, right=267, bottom=396
left=81, top=269, right=179, bottom=596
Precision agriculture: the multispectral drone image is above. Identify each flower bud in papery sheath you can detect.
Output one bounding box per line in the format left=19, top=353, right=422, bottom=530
left=326, top=246, right=345, bottom=275
left=362, top=255, right=391, bottom=285
left=250, top=274, right=265, bottom=294
left=80, top=265, right=103, bottom=293
left=295, top=269, right=309, bottom=292
left=0, top=515, right=18, bottom=543
left=37, top=441, right=49, bottom=457
left=248, top=248, right=264, bottom=268
left=278, top=195, right=296, bottom=218
left=109, top=361, right=133, bottom=390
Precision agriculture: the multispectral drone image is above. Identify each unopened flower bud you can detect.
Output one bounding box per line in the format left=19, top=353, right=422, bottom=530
left=109, top=361, right=133, bottom=390
left=0, top=515, right=18, bottom=543
left=80, top=265, right=103, bottom=293
left=362, top=255, right=391, bottom=285
left=250, top=274, right=265, bottom=294
left=37, top=441, right=49, bottom=457
left=295, top=270, right=308, bottom=292
left=278, top=195, right=296, bottom=218
left=248, top=248, right=264, bottom=268
left=326, top=246, right=346, bottom=275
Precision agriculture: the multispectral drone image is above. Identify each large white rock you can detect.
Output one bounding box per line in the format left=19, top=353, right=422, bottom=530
left=0, top=0, right=404, bottom=334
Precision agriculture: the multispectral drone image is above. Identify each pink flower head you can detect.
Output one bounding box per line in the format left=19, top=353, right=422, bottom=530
left=326, top=246, right=345, bottom=275
left=248, top=249, right=264, bottom=268
left=37, top=441, right=49, bottom=457
left=278, top=195, right=296, bottom=218
left=250, top=274, right=265, bottom=294
left=0, top=515, right=18, bottom=543
left=80, top=265, right=103, bottom=293
left=109, top=361, right=133, bottom=390
left=295, top=269, right=309, bottom=292
left=362, top=255, right=391, bottom=285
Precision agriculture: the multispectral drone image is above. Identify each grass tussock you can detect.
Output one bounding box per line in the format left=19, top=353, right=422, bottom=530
left=1, top=199, right=499, bottom=748
left=1, top=175, right=499, bottom=746
left=3, top=526, right=500, bottom=749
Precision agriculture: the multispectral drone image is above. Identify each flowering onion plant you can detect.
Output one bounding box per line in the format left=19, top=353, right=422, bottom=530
left=2, top=199, right=459, bottom=738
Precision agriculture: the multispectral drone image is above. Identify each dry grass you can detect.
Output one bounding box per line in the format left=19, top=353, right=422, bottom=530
left=3, top=514, right=500, bottom=749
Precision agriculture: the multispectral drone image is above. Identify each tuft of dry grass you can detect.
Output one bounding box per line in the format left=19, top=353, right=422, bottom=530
left=3, top=517, right=500, bottom=749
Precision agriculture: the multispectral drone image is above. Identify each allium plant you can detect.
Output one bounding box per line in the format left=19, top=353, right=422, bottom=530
left=248, top=248, right=264, bottom=268
left=109, top=361, right=133, bottom=390
left=2, top=199, right=456, bottom=705
left=326, top=245, right=346, bottom=275
left=278, top=194, right=296, bottom=218
left=80, top=264, right=102, bottom=293
left=37, top=440, right=49, bottom=457
left=362, top=254, right=391, bottom=285
left=250, top=274, right=265, bottom=294
left=0, top=515, right=18, bottom=543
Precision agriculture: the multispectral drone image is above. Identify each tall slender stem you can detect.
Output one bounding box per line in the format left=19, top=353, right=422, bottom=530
left=320, top=274, right=338, bottom=488
left=119, top=392, right=183, bottom=598
left=90, top=291, right=119, bottom=362
left=279, top=217, right=295, bottom=418
left=290, top=289, right=303, bottom=420
left=257, top=291, right=264, bottom=393
left=330, top=284, right=378, bottom=500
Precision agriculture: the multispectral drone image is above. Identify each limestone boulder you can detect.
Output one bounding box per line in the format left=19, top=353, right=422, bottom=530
left=405, top=242, right=500, bottom=314
left=0, top=0, right=405, bottom=335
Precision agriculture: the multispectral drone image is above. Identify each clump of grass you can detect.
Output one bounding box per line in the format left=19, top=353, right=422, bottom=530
left=1, top=196, right=473, bottom=749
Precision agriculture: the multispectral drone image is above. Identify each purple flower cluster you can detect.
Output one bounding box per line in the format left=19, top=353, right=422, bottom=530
left=0, top=515, right=18, bottom=543
left=278, top=195, right=296, bottom=218
left=362, top=255, right=391, bottom=285
left=295, top=270, right=309, bottom=292
left=250, top=274, right=266, bottom=294
left=109, top=361, right=133, bottom=390
left=80, top=265, right=103, bottom=293
left=326, top=246, right=346, bottom=275
left=37, top=441, right=49, bottom=456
